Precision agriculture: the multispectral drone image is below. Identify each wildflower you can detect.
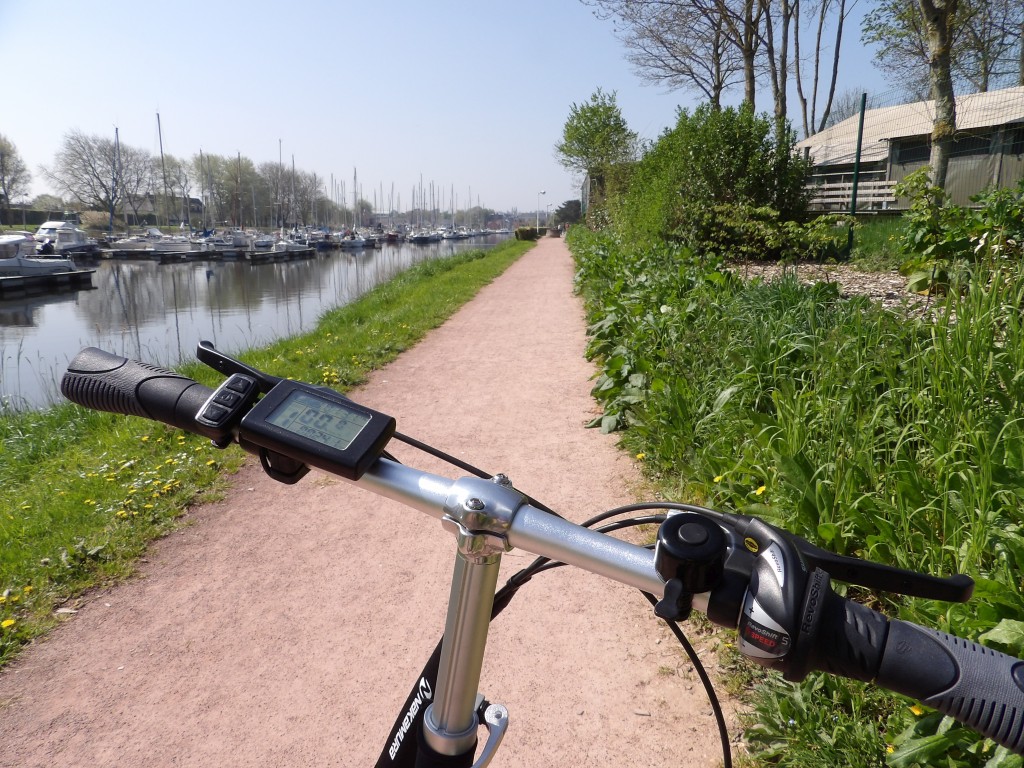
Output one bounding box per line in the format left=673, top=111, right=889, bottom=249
left=635, top=453, right=645, bottom=460
left=886, top=745, right=895, bottom=754
left=206, top=460, right=217, bottom=466
left=910, top=704, right=924, bottom=716
left=141, top=435, right=150, bottom=442
left=713, top=476, right=723, bottom=483
left=755, top=485, right=766, bottom=496
left=22, top=586, right=32, bottom=594
left=1, top=619, right=15, bottom=630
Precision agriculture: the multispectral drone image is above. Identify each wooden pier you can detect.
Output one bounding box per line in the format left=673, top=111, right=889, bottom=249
left=0, top=270, right=96, bottom=298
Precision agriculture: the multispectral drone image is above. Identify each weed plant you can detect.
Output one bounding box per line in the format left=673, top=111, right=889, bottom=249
left=0, top=241, right=530, bottom=667
left=569, top=223, right=1024, bottom=768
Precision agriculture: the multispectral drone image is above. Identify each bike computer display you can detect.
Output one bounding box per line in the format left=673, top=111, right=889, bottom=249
left=240, top=381, right=396, bottom=480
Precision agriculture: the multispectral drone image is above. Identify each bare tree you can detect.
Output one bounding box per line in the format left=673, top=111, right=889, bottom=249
left=119, top=145, right=154, bottom=225
left=759, top=0, right=796, bottom=122
left=954, top=0, right=1024, bottom=91
left=0, top=134, right=31, bottom=223
left=793, top=0, right=854, bottom=135
left=41, top=130, right=123, bottom=213
left=595, top=0, right=744, bottom=107
left=863, top=0, right=1023, bottom=93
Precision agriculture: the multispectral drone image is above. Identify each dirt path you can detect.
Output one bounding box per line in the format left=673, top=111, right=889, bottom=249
left=0, top=237, right=733, bottom=767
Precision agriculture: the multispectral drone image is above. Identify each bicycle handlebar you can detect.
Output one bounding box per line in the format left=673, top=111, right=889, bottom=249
left=59, top=347, right=1024, bottom=755
left=62, top=347, right=220, bottom=440
left=803, top=586, right=1024, bottom=752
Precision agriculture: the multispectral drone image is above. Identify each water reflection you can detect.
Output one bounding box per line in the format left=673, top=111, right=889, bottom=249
left=0, top=237, right=507, bottom=409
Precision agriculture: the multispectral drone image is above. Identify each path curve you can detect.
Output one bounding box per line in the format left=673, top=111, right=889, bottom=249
left=0, top=237, right=732, bottom=767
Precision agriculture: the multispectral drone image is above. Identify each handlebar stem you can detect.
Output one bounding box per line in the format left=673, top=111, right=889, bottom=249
left=423, top=545, right=502, bottom=757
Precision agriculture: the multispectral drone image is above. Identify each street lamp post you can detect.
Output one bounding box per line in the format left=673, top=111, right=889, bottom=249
left=536, top=190, right=545, bottom=231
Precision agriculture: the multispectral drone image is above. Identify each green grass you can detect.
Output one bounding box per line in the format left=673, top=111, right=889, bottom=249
left=568, top=223, right=1024, bottom=768
left=849, top=215, right=906, bottom=271
left=0, top=239, right=531, bottom=666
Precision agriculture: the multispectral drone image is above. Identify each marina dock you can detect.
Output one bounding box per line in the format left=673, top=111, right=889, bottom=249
left=0, top=269, right=97, bottom=298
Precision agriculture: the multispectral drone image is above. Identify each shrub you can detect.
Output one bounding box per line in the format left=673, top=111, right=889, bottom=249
left=613, top=104, right=811, bottom=248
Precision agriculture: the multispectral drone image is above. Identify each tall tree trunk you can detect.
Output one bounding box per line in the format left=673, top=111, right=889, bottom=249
left=743, top=0, right=758, bottom=108
left=816, top=0, right=847, bottom=134
left=1019, top=21, right=1024, bottom=85
left=919, top=0, right=958, bottom=189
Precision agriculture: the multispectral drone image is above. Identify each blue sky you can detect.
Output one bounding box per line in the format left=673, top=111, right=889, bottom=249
left=0, top=0, right=886, bottom=214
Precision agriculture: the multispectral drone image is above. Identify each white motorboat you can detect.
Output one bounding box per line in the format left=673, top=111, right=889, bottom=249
left=33, top=220, right=98, bottom=255
left=110, top=227, right=194, bottom=252
left=0, top=233, right=77, bottom=276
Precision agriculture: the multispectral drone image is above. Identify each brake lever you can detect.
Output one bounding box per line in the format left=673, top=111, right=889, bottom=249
left=196, top=340, right=282, bottom=394
left=794, top=537, right=974, bottom=602
left=711, top=512, right=973, bottom=602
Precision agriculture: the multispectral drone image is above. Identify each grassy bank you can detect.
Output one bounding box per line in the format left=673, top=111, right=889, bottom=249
left=569, top=225, right=1024, bottom=767
left=0, top=239, right=531, bottom=666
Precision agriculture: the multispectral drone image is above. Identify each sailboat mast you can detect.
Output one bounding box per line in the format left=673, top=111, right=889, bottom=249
left=199, top=148, right=206, bottom=231
left=157, top=112, right=169, bottom=227
left=109, top=126, right=120, bottom=235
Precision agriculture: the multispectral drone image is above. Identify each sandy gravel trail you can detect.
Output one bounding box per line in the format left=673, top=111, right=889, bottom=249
left=0, top=237, right=731, bottom=767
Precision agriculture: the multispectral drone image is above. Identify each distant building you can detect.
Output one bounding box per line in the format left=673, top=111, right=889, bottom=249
left=797, top=86, right=1024, bottom=210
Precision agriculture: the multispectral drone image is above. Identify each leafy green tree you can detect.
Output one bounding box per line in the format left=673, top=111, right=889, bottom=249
left=553, top=199, right=583, bottom=226
left=0, top=134, right=31, bottom=224
left=555, top=88, right=638, bottom=206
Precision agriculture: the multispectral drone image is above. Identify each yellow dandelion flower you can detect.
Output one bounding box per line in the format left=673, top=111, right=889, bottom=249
left=23, top=586, right=32, bottom=594
left=713, top=475, right=723, bottom=483
left=886, top=745, right=894, bottom=754
left=0, top=596, right=6, bottom=604
left=141, top=435, right=150, bottom=442
left=206, top=460, right=217, bottom=466
left=635, top=453, right=645, bottom=460
left=910, top=704, right=924, bottom=716
left=755, top=485, right=766, bottom=496
left=144, top=504, right=154, bottom=509
left=1, top=619, right=15, bottom=630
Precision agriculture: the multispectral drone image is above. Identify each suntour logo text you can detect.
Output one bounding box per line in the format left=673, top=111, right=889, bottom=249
left=388, top=677, right=434, bottom=761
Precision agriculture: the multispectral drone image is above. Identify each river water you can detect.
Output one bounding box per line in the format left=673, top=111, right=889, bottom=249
left=0, top=236, right=510, bottom=410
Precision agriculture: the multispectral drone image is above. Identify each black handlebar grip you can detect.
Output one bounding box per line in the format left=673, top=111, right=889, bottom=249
left=806, top=589, right=1024, bottom=753
left=877, top=620, right=1024, bottom=753
left=61, top=347, right=220, bottom=439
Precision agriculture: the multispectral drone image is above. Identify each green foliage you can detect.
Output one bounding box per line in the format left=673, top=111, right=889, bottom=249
left=895, top=170, right=1024, bottom=292
left=611, top=103, right=812, bottom=251
left=555, top=88, right=638, bottom=179
left=515, top=227, right=539, bottom=241
left=553, top=199, right=582, bottom=226
left=568, top=187, right=1024, bottom=766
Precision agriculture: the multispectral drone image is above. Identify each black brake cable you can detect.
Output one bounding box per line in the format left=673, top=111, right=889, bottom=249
left=494, top=514, right=733, bottom=768
left=386, top=438, right=733, bottom=768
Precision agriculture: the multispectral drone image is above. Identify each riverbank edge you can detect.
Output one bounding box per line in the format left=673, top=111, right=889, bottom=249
left=0, top=239, right=533, bottom=667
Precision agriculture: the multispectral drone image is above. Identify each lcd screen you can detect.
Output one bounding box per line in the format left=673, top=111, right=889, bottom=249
left=265, top=390, right=371, bottom=451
